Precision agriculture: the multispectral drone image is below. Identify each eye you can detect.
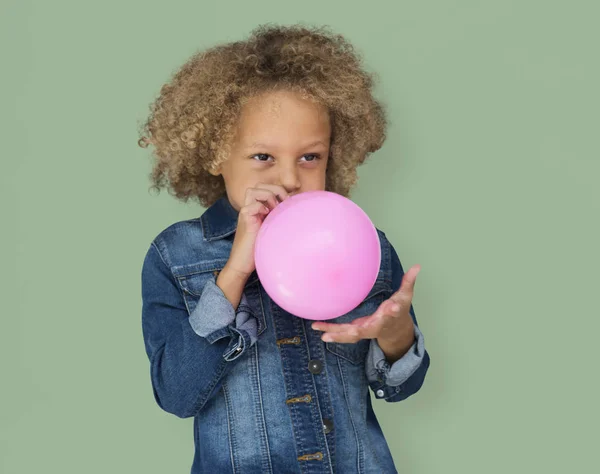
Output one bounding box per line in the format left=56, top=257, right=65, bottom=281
left=300, top=154, right=320, bottom=162
left=252, top=154, right=274, bottom=162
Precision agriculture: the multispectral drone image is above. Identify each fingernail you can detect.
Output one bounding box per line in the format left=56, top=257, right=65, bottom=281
left=322, top=334, right=332, bottom=342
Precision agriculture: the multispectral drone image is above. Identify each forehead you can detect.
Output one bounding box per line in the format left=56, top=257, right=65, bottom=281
left=236, top=90, right=330, bottom=141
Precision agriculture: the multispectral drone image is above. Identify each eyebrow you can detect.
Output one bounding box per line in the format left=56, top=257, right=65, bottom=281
left=246, top=140, right=327, bottom=150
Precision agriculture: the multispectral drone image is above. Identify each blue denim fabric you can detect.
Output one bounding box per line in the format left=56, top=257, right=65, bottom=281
left=141, top=196, right=431, bottom=473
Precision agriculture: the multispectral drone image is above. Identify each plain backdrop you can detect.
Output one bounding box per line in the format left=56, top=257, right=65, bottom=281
left=2, top=1, right=598, bottom=473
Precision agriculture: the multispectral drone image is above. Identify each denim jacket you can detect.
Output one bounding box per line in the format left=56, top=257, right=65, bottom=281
left=141, top=196, right=430, bottom=474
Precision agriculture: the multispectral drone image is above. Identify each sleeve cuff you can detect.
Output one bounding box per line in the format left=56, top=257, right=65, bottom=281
left=187, top=278, right=258, bottom=360
left=366, top=323, right=426, bottom=397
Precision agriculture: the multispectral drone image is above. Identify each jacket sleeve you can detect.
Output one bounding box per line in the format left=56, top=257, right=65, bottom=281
left=141, top=242, right=258, bottom=418
left=365, top=241, right=431, bottom=402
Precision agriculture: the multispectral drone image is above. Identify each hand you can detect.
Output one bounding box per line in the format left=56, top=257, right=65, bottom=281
left=223, top=183, right=290, bottom=279
left=311, top=264, right=421, bottom=360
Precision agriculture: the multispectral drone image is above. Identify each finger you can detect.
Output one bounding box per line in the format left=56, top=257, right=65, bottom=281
left=384, top=298, right=402, bottom=315
left=312, top=322, right=355, bottom=333
left=390, top=265, right=421, bottom=304
left=312, top=298, right=396, bottom=334
left=240, top=201, right=270, bottom=219
left=348, top=314, right=377, bottom=328
left=313, top=322, right=376, bottom=341
left=254, top=183, right=290, bottom=202
left=312, top=300, right=392, bottom=337
left=244, top=188, right=280, bottom=210
left=346, top=300, right=392, bottom=329
left=353, top=299, right=400, bottom=331
left=321, top=327, right=363, bottom=343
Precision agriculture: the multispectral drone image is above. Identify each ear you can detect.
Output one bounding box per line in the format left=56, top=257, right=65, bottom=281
left=208, top=163, right=222, bottom=177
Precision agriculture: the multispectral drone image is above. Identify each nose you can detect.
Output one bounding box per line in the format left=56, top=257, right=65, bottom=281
left=279, top=164, right=301, bottom=194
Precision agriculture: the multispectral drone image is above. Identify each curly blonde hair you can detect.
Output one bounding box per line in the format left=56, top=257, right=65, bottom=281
left=137, top=23, right=387, bottom=207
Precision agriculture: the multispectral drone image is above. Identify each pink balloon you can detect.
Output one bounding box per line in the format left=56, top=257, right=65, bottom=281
left=254, top=190, right=381, bottom=320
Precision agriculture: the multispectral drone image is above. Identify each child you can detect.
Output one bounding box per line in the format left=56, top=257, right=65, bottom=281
left=138, top=23, right=430, bottom=474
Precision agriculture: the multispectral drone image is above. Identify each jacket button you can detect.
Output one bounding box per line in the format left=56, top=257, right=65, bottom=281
left=322, top=418, right=333, bottom=434
left=376, top=389, right=385, bottom=398
left=308, top=359, right=323, bottom=374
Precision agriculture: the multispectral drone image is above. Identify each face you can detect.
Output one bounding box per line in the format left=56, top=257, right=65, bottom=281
left=211, top=89, right=331, bottom=211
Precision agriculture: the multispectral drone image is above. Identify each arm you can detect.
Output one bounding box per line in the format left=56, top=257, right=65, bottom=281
left=365, top=242, right=431, bottom=403
left=141, top=242, right=258, bottom=418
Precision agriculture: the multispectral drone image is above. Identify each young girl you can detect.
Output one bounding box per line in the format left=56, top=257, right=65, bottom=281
left=138, top=23, right=430, bottom=474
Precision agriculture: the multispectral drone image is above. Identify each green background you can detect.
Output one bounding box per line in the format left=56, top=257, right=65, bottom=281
left=2, top=0, right=598, bottom=472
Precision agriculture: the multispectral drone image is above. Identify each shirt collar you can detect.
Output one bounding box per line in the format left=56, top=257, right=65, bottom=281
left=200, top=195, right=239, bottom=241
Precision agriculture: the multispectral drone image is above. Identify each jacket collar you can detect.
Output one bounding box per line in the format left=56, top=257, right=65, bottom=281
left=200, top=195, right=239, bottom=241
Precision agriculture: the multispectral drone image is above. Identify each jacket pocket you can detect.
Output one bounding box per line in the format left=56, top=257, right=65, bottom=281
left=171, top=259, right=266, bottom=335
left=325, top=281, right=393, bottom=365
left=172, top=258, right=228, bottom=303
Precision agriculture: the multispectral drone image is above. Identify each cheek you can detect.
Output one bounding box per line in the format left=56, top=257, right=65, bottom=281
left=301, top=168, right=327, bottom=191
left=224, top=188, right=244, bottom=211
left=220, top=174, right=245, bottom=209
